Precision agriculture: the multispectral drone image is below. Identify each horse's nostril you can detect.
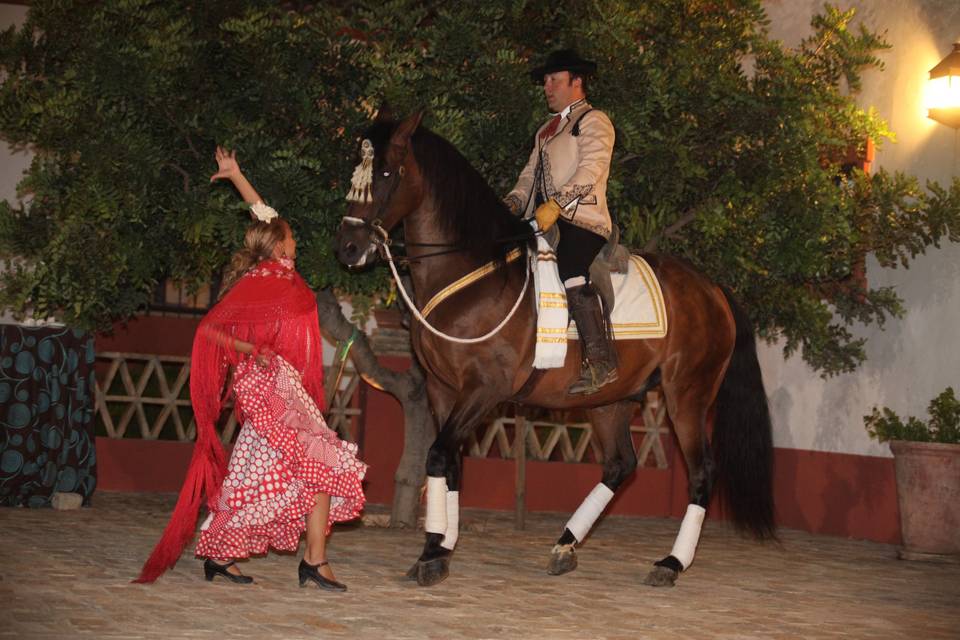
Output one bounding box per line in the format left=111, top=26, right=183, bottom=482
left=344, top=242, right=358, bottom=259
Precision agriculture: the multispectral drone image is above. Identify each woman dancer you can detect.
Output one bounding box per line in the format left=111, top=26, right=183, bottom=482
left=135, top=148, right=366, bottom=591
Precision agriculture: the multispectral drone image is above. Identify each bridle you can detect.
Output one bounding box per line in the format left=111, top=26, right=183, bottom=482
left=340, top=139, right=410, bottom=254
left=339, top=140, right=532, bottom=344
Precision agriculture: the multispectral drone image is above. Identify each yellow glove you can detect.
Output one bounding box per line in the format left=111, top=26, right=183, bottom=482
left=534, top=198, right=562, bottom=232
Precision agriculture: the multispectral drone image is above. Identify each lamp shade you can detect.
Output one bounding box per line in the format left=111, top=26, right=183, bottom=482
left=928, top=42, right=960, bottom=129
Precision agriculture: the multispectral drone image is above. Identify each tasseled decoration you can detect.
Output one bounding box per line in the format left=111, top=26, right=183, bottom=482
left=346, top=139, right=374, bottom=203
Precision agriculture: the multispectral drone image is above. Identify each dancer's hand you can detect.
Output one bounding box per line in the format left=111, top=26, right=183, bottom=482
left=210, top=146, right=241, bottom=183
left=254, top=345, right=276, bottom=367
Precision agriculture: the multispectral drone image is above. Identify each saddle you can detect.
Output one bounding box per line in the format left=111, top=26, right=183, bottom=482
left=543, top=224, right=629, bottom=315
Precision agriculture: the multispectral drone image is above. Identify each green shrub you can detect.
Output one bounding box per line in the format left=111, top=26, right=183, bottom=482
left=865, top=388, right=960, bottom=444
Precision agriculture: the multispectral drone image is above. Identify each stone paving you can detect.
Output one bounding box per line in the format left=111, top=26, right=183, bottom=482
left=1, top=492, right=958, bottom=639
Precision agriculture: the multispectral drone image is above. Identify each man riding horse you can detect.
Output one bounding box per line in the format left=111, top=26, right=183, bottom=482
left=504, top=49, right=617, bottom=395
left=335, top=50, right=775, bottom=588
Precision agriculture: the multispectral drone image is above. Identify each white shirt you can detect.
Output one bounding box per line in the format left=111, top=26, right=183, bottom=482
left=552, top=98, right=587, bottom=119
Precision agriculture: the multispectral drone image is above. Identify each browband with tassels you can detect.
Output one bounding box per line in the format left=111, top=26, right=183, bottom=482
left=346, top=139, right=374, bottom=203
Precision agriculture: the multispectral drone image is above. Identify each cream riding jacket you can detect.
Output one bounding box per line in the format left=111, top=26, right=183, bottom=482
left=505, top=99, right=615, bottom=239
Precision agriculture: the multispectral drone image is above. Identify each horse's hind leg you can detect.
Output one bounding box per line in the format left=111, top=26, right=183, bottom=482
left=643, top=384, right=717, bottom=588
left=547, top=400, right=638, bottom=576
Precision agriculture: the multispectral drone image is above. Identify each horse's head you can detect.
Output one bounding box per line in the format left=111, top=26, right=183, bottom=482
left=335, top=110, right=424, bottom=269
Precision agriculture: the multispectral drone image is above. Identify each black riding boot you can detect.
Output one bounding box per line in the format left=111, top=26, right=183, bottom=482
left=567, top=284, right=618, bottom=395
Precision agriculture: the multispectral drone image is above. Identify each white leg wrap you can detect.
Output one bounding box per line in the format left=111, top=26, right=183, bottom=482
left=440, top=491, right=460, bottom=550
left=565, top=483, right=615, bottom=543
left=424, top=476, right=448, bottom=534
left=669, top=504, right=707, bottom=570
left=563, top=275, right=587, bottom=288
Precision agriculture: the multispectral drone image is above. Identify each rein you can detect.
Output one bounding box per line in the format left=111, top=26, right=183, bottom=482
left=341, top=132, right=538, bottom=343
left=341, top=216, right=531, bottom=344
left=391, top=231, right=539, bottom=263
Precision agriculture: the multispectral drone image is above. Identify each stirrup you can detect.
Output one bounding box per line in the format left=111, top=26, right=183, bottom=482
left=568, top=362, right=618, bottom=395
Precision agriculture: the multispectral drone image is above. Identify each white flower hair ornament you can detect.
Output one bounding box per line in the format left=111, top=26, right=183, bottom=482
left=346, top=139, right=375, bottom=203
left=250, top=201, right=279, bottom=223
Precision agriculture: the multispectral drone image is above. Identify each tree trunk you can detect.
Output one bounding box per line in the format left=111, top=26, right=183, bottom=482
left=388, top=357, right=431, bottom=528
left=314, top=288, right=433, bottom=528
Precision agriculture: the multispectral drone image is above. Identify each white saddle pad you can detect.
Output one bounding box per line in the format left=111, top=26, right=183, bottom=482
left=568, top=255, right=668, bottom=340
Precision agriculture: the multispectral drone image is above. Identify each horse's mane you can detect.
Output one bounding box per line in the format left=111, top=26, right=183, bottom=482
left=363, top=120, right=532, bottom=262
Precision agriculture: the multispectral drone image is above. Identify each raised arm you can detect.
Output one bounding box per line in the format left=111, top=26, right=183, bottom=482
left=210, top=146, right=263, bottom=206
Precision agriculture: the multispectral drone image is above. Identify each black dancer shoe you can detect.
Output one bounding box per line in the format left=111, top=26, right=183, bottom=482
left=203, top=559, right=254, bottom=584
left=298, top=559, right=347, bottom=592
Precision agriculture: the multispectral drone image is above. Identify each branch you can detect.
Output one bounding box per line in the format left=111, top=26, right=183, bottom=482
left=163, top=107, right=202, bottom=160
left=315, top=288, right=416, bottom=396
left=164, top=163, right=191, bottom=193
left=315, top=287, right=432, bottom=527
left=184, top=132, right=201, bottom=160
left=643, top=209, right=697, bottom=252
left=804, top=35, right=830, bottom=66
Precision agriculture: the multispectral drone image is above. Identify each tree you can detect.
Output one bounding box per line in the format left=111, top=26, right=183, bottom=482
left=0, top=0, right=436, bottom=525
left=343, top=0, right=960, bottom=375
left=1, top=1, right=958, bottom=515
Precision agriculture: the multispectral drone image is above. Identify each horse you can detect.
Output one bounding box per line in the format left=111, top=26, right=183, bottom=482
left=335, top=110, right=775, bottom=588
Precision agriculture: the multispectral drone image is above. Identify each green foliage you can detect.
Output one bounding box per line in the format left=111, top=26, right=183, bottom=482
left=1, top=0, right=958, bottom=376
left=865, top=388, right=960, bottom=444
left=0, top=1, right=387, bottom=330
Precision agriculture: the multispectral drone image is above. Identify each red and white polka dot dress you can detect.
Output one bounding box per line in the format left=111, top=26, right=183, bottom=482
left=195, top=356, right=367, bottom=560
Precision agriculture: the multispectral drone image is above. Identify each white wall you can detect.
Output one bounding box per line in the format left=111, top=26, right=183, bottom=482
left=761, top=0, right=960, bottom=456
left=0, top=4, right=30, bottom=324
left=0, top=4, right=29, bottom=205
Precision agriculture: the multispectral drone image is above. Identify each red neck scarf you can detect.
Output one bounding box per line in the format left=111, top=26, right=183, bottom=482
left=135, top=258, right=324, bottom=583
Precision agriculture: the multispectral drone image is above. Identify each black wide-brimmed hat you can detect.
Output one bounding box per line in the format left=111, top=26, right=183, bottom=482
left=530, top=49, right=598, bottom=82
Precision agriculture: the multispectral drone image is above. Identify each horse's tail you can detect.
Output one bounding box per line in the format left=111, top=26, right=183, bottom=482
left=712, top=287, right=776, bottom=540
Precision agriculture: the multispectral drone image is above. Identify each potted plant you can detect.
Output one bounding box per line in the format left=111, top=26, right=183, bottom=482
left=865, top=388, right=960, bottom=562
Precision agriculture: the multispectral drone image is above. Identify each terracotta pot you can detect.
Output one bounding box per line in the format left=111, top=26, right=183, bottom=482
left=889, top=440, right=960, bottom=562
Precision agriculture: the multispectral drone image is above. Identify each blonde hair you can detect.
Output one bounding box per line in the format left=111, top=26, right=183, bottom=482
left=219, top=218, right=290, bottom=297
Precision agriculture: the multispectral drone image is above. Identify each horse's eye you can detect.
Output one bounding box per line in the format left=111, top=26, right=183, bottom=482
left=382, top=171, right=391, bottom=178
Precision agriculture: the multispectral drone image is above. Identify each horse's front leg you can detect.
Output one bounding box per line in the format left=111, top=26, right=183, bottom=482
left=407, top=435, right=461, bottom=586
left=408, top=381, right=500, bottom=587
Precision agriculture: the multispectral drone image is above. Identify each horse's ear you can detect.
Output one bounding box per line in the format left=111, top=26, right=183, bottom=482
left=375, top=101, right=394, bottom=123
left=390, top=110, right=424, bottom=147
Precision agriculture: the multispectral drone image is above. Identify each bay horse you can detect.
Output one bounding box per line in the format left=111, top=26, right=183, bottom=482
left=335, top=111, right=775, bottom=588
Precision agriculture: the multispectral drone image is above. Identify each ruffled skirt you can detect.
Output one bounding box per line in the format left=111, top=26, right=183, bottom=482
left=195, top=356, right=366, bottom=559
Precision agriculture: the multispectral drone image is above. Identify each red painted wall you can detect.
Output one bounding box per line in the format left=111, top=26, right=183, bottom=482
left=97, top=314, right=200, bottom=356
left=773, top=448, right=900, bottom=543
left=95, top=419, right=901, bottom=545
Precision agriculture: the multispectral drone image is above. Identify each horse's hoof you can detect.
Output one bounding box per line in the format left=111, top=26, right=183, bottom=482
left=404, top=563, right=419, bottom=581
left=416, top=557, right=450, bottom=587
left=642, top=565, right=678, bottom=587
left=546, top=544, right=578, bottom=576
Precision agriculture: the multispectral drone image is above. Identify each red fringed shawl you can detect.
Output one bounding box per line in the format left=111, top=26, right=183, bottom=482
left=134, top=258, right=324, bottom=583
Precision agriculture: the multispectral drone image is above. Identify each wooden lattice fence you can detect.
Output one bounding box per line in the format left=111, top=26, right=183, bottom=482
left=93, top=352, right=361, bottom=444
left=93, top=351, right=668, bottom=469
left=467, top=393, right=670, bottom=468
